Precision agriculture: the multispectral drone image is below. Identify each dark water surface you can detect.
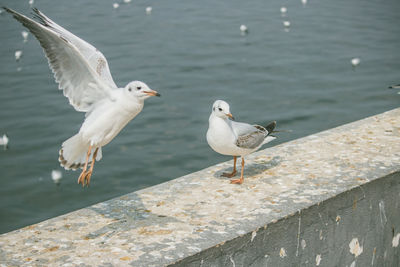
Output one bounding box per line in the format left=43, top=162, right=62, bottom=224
left=0, top=0, right=399, bottom=233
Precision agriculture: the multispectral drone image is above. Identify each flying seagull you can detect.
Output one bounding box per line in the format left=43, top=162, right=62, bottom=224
left=4, top=7, right=160, bottom=187
left=206, top=100, right=276, bottom=184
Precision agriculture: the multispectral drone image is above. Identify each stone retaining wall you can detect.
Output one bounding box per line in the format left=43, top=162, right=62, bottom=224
left=1, top=108, right=399, bottom=266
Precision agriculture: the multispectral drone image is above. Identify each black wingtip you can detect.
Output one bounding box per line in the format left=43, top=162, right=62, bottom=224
left=265, top=121, right=277, bottom=134
left=3, top=6, right=14, bottom=14
left=32, top=7, right=42, bottom=18
left=2, top=7, right=23, bottom=20
left=3, top=7, right=22, bottom=16
left=31, top=7, right=47, bottom=25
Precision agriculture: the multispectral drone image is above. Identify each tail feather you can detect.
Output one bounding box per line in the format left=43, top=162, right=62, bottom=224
left=262, top=121, right=277, bottom=145
left=59, top=134, right=102, bottom=170
left=265, top=121, right=277, bottom=135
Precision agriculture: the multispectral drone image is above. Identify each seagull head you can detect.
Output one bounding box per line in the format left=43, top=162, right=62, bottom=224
left=212, top=100, right=234, bottom=120
left=124, top=81, right=160, bottom=100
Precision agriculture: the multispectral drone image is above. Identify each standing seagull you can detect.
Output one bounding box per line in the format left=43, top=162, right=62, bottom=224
left=207, top=100, right=276, bottom=184
left=4, top=7, right=160, bottom=187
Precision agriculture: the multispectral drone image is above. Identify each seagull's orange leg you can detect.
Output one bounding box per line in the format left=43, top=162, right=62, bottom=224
left=222, top=156, right=237, bottom=178
left=77, top=145, right=92, bottom=186
left=230, top=157, right=244, bottom=184
left=84, top=147, right=99, bottom=186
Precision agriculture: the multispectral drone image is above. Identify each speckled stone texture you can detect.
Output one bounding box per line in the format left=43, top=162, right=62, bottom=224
left=0, top=108, right=399, bottom=267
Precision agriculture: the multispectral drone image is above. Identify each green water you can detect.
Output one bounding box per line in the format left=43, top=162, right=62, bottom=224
left=0, top=0, right=399, bottom=234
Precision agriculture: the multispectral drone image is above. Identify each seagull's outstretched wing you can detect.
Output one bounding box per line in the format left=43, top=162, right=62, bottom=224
left=4, top=7, right=118, bottom=112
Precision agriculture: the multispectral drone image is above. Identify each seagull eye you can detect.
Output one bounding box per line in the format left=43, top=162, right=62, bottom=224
left=218, top=108, right=222, bottom=111
left=128, top=88, right=132, bottom=92
left=136, top=86, right=142, bottom=90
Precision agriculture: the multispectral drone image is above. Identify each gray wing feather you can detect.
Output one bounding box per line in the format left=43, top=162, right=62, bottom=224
left=5, top=8, right=115, bottom=112
left=32, top=9, right=117, bottom=89
left=235, top=128, right=266, bottom=149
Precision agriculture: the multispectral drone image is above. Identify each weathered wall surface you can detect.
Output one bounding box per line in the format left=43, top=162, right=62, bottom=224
left=172, top=172, right=400, bottom=267
left=0, top=108, right=399, bottom=267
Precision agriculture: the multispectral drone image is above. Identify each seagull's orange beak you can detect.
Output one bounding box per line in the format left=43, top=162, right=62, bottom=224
left=226, top=113, right=235, bottom=120
left=144, top=90, right=161, bottom=97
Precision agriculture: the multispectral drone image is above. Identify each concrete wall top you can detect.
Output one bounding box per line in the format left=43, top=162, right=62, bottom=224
left=1, top=108, right=399, bottom=266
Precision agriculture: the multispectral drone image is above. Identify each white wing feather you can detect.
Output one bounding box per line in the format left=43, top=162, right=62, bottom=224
left=231, top=121, right=259, bottom=136
left=32, top=9, right=117, bottom=89
left=5, top=8, right=117, bottom=112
